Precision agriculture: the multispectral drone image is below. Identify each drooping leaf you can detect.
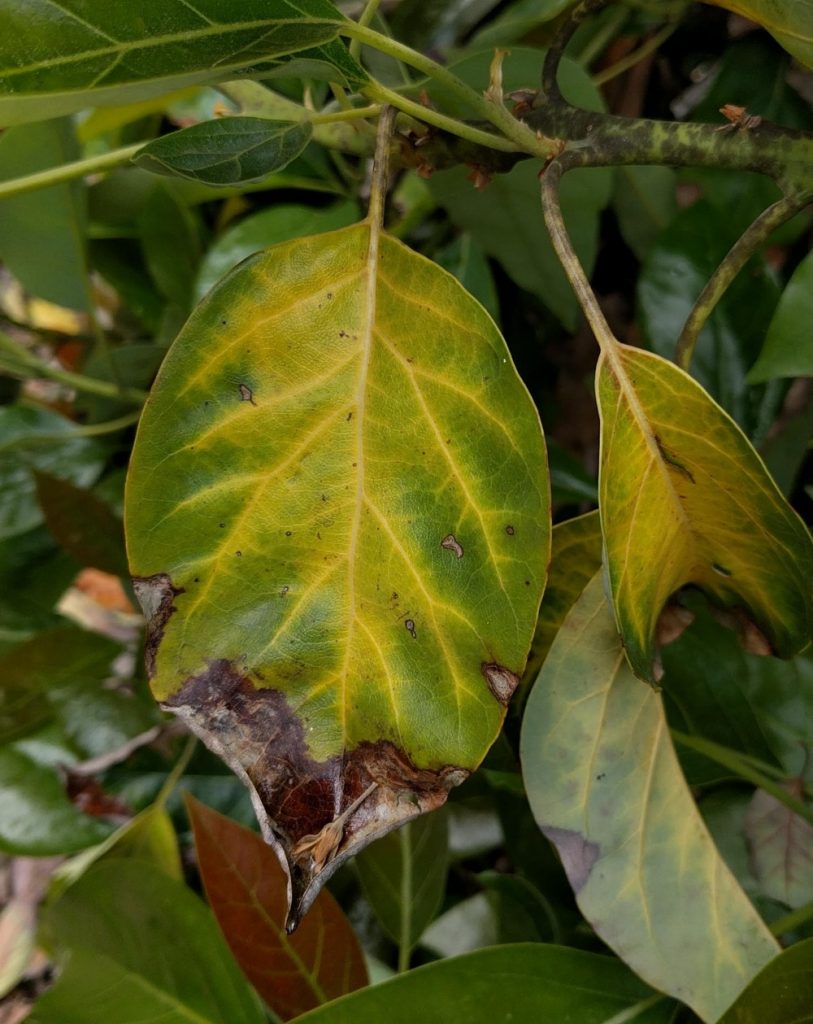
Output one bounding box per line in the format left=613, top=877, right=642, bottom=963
left=133, top=117, right=313, bottom=187
left=0, top=747, right=113, bottom=855
left=0, top=0, right=354, bottom=126
left=744, top=786, right=813, bottom=909
left=32, top=860, right=265, bottom=1024
left=34, top=472, right=127, bottom=576
left=521, top=573, right=780, bottom=1023
left=704, top=0, right=813, bottom=69
left=195, top=199, right=358, bottom=298
left=0, top=405, right=104, bottom=542
left=749, top=250, right=813, bottom=382
left=356, top=809, right=448, bottom=953
left=125, top=221, right=550, bottom=925
left=0, top=118, right=89, bottom=309
left=425, top=49, right=612, bottom=329
left=287, top=944, right=676, bottom=1024
left=186, top=794, right=368, bottom=1021
left=716, top=938, right=813, bottom=1023
left=597, top=342, right=813, bottom=683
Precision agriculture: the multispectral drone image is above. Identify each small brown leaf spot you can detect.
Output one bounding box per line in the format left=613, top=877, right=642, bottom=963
left=655, top=603, right=695, bottom=647
left=285, top=531, right=292, bottom=537
left=221, top=319, right=227, bottom=326
left=219, top=522, right=225, bottom=528
left=326, top=292, right=333, bottom=300
left=405, top=619, right=417, bottom=639
left=235, top=550, right=242, bottom=558
left=441, top=534, right=464, bottom=559
left=505, top=525, right=515, bottom=536
left=481, top=663, right=520, bottom=706
left=524, top=580, right=530, bottom=586
left=193, top=577, right=199, bottom=583
left=239, top=383, right=257, bottom=406
left=712, top=562, right=733, bottom=577
left=339, top=329, right=348, bottom=338
left=346, top=412, right=353, bottom=421
left=595, top=772, right=606, bottom=781
left=280, top=585, right=289, bottom=596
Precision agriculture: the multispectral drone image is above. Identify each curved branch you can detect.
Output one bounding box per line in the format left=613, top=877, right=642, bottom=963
left=675, top=194, right=810, bottom=370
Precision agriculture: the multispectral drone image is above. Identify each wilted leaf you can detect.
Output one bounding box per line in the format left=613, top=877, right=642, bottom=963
left=748, top=250, right=813, bottom=382
left=521, top=574, right=779, bottom=1023
left=744, top=785, right=813, bottom=909
left=125, top=221, right=549, bottom=926
left=35, top=472, right=127, bottom=576
left=597, top=343, right=813, bottom=683
left=704, top=0, right=813, bottom=69
left=32, top=860, right=265, bottom=1024
left=134, top=117, right=313, bottom=186
left=716, top=938, right=813, bottom=1023
left=187, top=794, right=367, bottom=1020
left=0, top=0, right=352, bottom=125
left=288, top=943, right=677, bottom=1024
left=0, top=406, right=104, bottom=541
left=356, top=809, right=448, bottom=953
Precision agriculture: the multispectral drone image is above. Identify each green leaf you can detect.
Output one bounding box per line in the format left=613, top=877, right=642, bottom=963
left=139, top=181, right=202, bottom=313
left=133, top=116, right=313, bottom=186
left=472, top=0, right=577, bottom=47
left=0, top=0, right=351, bottom=126
left=744, top=787, right=813, bottom=909
left=187, top=794, right=368, bottom=1020
left=0, top=117, right=89, bottom=308
left=34, top=472, right=127, bottom=575
left=287, top=944, right=676, bottom=1024
left=749, top=250, right=813, bottom=382
left=32, top=860, right=265, bottom=1024
left=125, top=221, right=550, bottom=924
left=195, top=199, right=358, bottom=298
left=425, top=49, right=612, bottom=329
left=521, top=573, right=780, bottom=1023
left=0, top=406, right=104, bottom=541
left=597, top=342, right=813, bottom=684
left=356, top=811, right=448, bottom=952
left=0, top=747, right=113, bottom=855
left=613, top=166, right=676, bottom=262
left=637, top=200, right=780, bottom=436
left=478, top=870, right=560, bottom=944
left=716, top=938, right=813, bottom=1023
left=705, top=0, right=813, bottom=69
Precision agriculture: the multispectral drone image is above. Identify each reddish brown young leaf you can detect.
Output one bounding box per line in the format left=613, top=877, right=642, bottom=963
left=185, top=793, right=368, bottom=1020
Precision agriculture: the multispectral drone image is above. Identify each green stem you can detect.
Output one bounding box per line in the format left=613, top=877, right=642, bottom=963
left=69, top=410, right=142, bottom=436
left=344, top=23, right=559, bottom=158
left=769, top=898, right=813, bottom=937
left=349, top=0, right=383, bottom=60
left=398, top=822, right=413, bottom=973
left=311, top=104, right=381, bottom=125
left=155, top=733, right=198, bottom=808
left=0, top=142, right=142, bottom=201
left=593, top=21, right=678, bottom=85
left=577, top=6, right=629, bottom=67
left=675, top=194, right=807, bottom=370
left=0, top=332, right=146, bottom=404
left=671, top=730, right=813, bottom=827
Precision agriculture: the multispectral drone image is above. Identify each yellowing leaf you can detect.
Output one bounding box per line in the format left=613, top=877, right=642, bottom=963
left=521, top=573, right=780, bottom=1024
left=704, top=0, right=813, bottom=69
left=125, top=222, right=549, bottom=926
left=597, top=343, right=813, bottom=683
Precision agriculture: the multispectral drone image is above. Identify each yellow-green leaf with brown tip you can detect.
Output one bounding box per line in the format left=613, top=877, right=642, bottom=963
left=521, top=573, right=780, bottom=1024
left=597, top=343, right=813, bottom=684
left=124, top=222, right=549, bottom=927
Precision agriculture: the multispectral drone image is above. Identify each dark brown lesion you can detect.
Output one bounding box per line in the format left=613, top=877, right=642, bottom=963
left=132, top=573, right=185, bottom=678
left=162, top=660, right=468, bottom=930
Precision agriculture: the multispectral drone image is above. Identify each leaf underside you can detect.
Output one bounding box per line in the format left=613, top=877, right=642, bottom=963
left=598, top=343, right=813, bottom=683
left=125, top=222, right=549, bottom=926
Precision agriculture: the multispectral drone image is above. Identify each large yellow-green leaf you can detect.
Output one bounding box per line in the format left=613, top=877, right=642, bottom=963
left=521, top=573, right=780, bottom=1023
left=125, top=222, right=549, bottom=926
left=597, top=343, right=813, bottom=683
left=705, top=0, right=813, bottom=69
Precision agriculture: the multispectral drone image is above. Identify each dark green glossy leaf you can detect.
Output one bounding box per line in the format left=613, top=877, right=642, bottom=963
left=288, top=944, right=676, bottom=1024
left=32, top=860, right=265, bottom=1024
left=547, top=442, right=598, bottom=505
left=637, top=200, right=781, bottom=437
left=34, top=472, right=127, bottom=575
left=749, top=250, right=813, bottom=382
left=716, top=938, right=813, bottom=1023
left=613, top=166, right=676, bottom=262
left=139, top=181, right=202, bottom=313
left=195, top=199, right=357, bottom=297
left=134, top=117, right=313, bottom=186
left=0, top=118, right=88, bottom=308
left=356, top=811, right=448, bottom=952
left=0, top=0, right=353, bottom=125
left=0, top=406, right=104, bottom=541
left=478, top=870, right=560, bottom=944
left=0, top=747, right=113, bottom=855
left=0, top=529, right=77, bottom=649
left=426, top=49, right=611, bottom=329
